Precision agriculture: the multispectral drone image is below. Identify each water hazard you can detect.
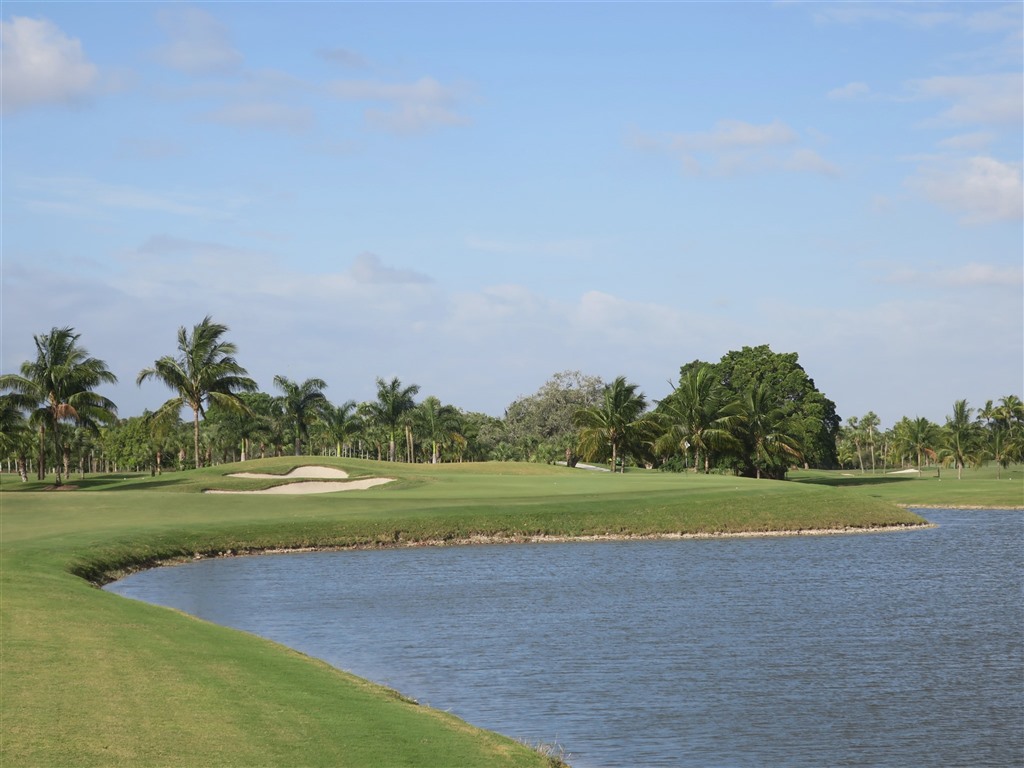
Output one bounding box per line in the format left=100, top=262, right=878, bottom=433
left=107, top=509, right=1024, bottom=767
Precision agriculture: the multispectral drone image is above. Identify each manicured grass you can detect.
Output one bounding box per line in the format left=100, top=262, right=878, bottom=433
left=1, top=459, right=943, bottom=766
left=791, top=465, right=1024, bottom=509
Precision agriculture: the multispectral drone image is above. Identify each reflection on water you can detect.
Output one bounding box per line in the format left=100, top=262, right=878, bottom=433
left=108, top=509, right=1024, bottom=768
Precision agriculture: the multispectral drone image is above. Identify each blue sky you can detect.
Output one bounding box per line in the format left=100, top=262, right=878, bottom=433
left=3, top=2, right=1021, bottom=427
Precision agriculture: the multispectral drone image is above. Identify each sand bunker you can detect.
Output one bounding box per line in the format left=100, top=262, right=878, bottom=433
left=206, top=477, right=394, bottom=495
left=228, top=466, right=351, bottom=480
left=206, top=466, right=394, bottom=495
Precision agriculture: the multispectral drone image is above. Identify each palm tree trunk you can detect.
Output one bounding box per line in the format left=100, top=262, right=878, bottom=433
left=193, top=407, right=201, bottom=470
left=37, top=425, right=46, bottom=480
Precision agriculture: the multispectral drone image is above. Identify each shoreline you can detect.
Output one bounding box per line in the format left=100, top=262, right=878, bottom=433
left=118, top=522, right=936, bottom=574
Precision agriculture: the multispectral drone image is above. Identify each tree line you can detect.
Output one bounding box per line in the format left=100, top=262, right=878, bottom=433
left=2, top=319, right=1021, bottom=485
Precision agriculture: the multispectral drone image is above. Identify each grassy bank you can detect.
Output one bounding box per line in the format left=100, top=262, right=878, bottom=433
left=0, top=458, right=953, bottom=766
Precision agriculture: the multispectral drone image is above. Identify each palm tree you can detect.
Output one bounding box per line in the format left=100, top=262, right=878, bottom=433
left=942, top=399, right=979, bottom=480
left=416, top=396, right=462, bottom=464
left=845, top=416, right=865, bottom=473
left=737, top=384, right=803, bottom=479
left=137, top=316, right=256, bottom=470
left=893, top=416, right=939, bottom=476
left=318, top=400, right=360, bottom=458
left=654, top=364, right=739, bottom=473
left=574, top=376, right=654, bottom=473
left=273, top=375, right=328, bottom=456
left=0, top=395, right=32, bottom=481
left=861, top=412, right=881, bottom=473
left=365, top=377, right=420, bottom=462
left=1, top=327, right=118, bottom=486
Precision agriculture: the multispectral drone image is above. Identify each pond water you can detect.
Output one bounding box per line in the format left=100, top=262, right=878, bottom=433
left=106, top=509, right=1024, bottom=768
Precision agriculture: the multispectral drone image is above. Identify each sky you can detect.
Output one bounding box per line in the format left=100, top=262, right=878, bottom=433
left=2, top=1, right=1022, bottom=428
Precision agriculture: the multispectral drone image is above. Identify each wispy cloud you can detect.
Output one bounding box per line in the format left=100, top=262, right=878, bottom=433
left=155, top=6, right=243, bottom=75
left=906, top=155, right=1023, bottom=224
left=350, top=253, right=432, bottom=285
left=909, top=73, right=1023, bottom=126
left=318, top=47, right=369, bottom=69
left=1, top=16, right=98, bottom=115
left=633, top=119, right=839, bottom=177
left=202, top=102, right=313, bottom=132
left=879, top=261, right=1024, bottom=288
left=17, top=176, right=242, bottom=220
left=827, top=81, right=871, bottom=101
left=328, top=76, right=470, bottom=134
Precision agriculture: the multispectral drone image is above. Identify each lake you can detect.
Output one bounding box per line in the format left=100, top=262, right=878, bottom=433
left=106, top=509, right=1024, bottom=767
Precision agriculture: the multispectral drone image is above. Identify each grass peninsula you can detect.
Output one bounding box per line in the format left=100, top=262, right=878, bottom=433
left=3, top=458, right=1013, bottom=767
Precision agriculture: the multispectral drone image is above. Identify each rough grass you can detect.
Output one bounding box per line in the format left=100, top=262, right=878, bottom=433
left=1, top=458, right=945, bottom=767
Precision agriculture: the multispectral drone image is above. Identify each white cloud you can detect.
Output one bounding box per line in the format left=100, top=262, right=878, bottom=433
left=907, top=155, right=1023, bottom=224
left=318, top=47, right=369, bottom=69
left=350, top=253, right=432, bottom=285
left=0, top=16, right=98, bottom=115
left=879, top=261, right=1024, bottom=288
left=202, top=102, right=313, bottom=132
left=635, top=119, right=839, bottom=177
left=155, top=6, right=243, bottom=75
left=328, top=76, right=469, bottom=133
left=827, top=81, right=871, bottom=101
left=937, top=131, right=995, bottom=151
left=910, top=73, right=1023, bottom=126
left=669, top=119, right=797, bottom=152
left=16, top=176, right=242, bottom=220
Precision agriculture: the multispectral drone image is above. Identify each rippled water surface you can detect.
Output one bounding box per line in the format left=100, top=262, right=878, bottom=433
left=107, top=509, right=1024, bottom=767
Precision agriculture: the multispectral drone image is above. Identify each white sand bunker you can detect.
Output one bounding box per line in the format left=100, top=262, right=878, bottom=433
left=206, top=466, right=394, bottom=495
left=228, top=466, right=351, bottom=480
left=207, top=478, right=393, bottom=495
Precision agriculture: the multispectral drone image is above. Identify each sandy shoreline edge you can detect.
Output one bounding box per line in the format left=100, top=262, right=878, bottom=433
left=165, top=523, right=937, bottom=562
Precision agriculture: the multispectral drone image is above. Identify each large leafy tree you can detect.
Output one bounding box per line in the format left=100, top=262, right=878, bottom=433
left=503, top=370, right=605, bottom=463
left=137, top=316, right=256, bottom=470
left=1, top=327, right=118, bottom=485
left=574, top=376, right=655, bottom=473
left=273, top=375, right=329, bottom=456
left=654, top=364, right=739, bottom=473
left=365, top=377, right=420, bottom=462
left=707, top=345, right=840, bottom=469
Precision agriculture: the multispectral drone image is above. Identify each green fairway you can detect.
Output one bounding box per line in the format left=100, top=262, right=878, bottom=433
left=0, top=458, right=973, bottom=766
left=791, top=465, right=1024, bottom=509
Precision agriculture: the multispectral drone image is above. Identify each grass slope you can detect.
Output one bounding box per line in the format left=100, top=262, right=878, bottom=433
left=0, top=458, right=963, bottom=766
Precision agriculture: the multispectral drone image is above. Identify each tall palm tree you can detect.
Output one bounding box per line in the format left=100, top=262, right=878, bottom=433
left=737, top=384, right=803, bottom=479
left=893, top=416, right=939, bottom=477
left=273, top=375, right=328, bottom=456
left=655, top=364, right=740, bottom=473
left=318, top=400, right=360, bottom=458
left=365, top=377, right=420, bottom=462
left=416, top=396, right=462, bottom=464
left=137, top=316, right=256, bottom=470
left=574, top=376, right=654, bottom=473
left=942, top=399, right=979, bottom=480
left=860, top=412, right=881, bottom=473
left=1, top=327, right=118, bottom=486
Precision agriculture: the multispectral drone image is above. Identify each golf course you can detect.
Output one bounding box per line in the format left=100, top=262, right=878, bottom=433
left=2, top=459, right=1020, bottom=767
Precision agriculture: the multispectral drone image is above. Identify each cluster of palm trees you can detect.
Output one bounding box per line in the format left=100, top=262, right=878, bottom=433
left=573, top=368, right=805, bottom=478
left=837, top=397, right=1024, bottom=479
left=1, top=320, right=482, bottom=481
left=3, top=320, right=1022, bottom=483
